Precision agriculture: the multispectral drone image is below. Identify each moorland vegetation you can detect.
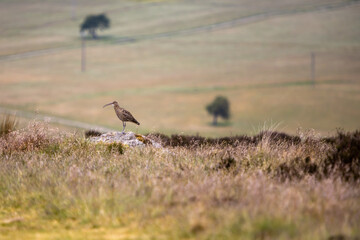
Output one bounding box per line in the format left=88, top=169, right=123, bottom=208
left=0, top=116, right=359, bottom=239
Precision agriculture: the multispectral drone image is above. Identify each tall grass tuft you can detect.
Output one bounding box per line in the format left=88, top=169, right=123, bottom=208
left=0, top=114, right=18, bottom=136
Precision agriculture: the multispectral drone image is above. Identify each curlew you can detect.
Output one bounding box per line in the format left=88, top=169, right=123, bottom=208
left=103, top=101, right=140, bottom=133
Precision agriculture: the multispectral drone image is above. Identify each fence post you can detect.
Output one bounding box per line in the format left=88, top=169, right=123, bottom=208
left=81, top=32, right=86, bottom=72
left=311, top=52, right=316, bottom=86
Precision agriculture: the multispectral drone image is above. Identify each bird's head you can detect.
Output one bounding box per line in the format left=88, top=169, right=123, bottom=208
left=103, top=101, right=118, bottom=108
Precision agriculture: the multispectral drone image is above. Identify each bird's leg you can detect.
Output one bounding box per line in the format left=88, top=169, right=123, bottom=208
left=122, top=122, right=126, bottom=133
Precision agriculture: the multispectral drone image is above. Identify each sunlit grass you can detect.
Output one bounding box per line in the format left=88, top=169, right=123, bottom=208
left=0, top=122, right=359, bottom=239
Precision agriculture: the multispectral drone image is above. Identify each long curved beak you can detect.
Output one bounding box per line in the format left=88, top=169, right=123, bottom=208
left=103, top=102, right=113, bottom=108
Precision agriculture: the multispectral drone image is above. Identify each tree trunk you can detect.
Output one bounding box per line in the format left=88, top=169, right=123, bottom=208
left=90, top=29, right=97, bottom=39
left=213, top=114, right=218, bottom=126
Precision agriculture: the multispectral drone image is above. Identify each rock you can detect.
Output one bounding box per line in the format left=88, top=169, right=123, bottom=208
left=89, top=131, right=162, bottom=148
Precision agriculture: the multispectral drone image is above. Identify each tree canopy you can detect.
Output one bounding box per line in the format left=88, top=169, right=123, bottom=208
left=80, top=14, right=110, bottom=39
left=206, top=96, right=230, bottom=126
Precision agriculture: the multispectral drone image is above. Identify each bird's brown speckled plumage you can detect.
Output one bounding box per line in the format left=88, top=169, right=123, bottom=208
left=103, top=101, right=140, bottom=132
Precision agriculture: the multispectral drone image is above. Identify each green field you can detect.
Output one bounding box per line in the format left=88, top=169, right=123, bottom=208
left=0, top=0, right=360, bottom=136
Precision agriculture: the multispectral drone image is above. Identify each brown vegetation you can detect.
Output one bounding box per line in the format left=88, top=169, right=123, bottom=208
left=147, top=130, right=360, bottom=182
left=0, top=121, right=359, bottom=239
left=0, top=114, right=18, bottom=136
left=0, top=120, right=61, bottom=154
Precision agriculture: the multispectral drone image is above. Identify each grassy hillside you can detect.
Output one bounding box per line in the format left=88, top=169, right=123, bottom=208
left=0, top=0, right=360, bottom=136
left=0, top=121, right=359, bottom=239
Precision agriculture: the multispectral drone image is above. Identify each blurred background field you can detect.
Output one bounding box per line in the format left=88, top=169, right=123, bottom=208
left=0, top=0, right=359, bottom=136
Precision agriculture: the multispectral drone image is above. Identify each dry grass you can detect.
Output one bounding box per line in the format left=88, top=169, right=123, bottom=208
left=0, top=114, right=18, bottom=136
left=0, top=122, right=359, bottom=239
left=0, top=120, right=61, bottom=154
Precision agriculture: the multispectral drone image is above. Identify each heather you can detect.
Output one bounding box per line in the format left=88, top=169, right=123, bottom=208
left=0, top=122, right=359, bottom=239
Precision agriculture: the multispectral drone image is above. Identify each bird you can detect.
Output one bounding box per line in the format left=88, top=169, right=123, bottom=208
left=103, top=101, right=140, bottom=133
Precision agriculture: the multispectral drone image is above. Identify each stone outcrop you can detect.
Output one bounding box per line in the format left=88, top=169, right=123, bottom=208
left=89, top=131, right=162, bottom=148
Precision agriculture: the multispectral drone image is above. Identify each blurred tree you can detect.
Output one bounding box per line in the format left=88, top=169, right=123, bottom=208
left=80, top=14, right=110, bottom=39
left=206, top=96, right=230, bottom=126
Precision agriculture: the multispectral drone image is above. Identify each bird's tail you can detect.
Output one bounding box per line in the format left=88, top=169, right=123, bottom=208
left=134, top=120, right=140, bottom=125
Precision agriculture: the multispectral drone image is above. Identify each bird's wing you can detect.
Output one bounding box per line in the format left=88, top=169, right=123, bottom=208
left=123, top=109, right=139, bottom=124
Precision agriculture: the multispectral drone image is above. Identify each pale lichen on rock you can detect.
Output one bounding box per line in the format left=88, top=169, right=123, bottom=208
left=89, top=131, right=162, bottom=148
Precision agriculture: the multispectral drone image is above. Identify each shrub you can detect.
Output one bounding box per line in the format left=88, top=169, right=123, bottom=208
left=214, top=155, right=236, bottom=171
left=0, top=121, right=61, bottom=154
left=275, top=156, right=320, bottom=181
left=106, top=142, right=124, bottom=154
left=325, top=130, right=360, bottom=181
left=146, top=131, right=299, bottom=148
left=254, top=131, right=301, bottom=145
left=85, top=129, right=103, bottom=138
